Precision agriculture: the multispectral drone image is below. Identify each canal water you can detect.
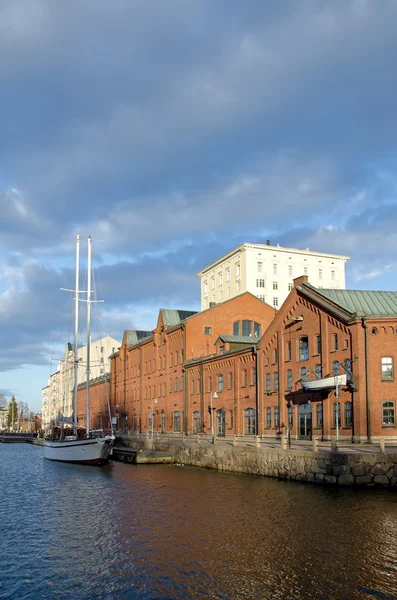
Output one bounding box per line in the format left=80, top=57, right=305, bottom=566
left=1, top=445, right=397, bottom=600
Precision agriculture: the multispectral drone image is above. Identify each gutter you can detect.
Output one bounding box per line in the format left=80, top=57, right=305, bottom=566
left=361, top=317, right=371, bottom=442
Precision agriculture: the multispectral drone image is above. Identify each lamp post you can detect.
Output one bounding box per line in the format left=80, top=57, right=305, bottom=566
left=211, top=392, right=218, bottom=444
left=151, top=398, right=157, bottom=439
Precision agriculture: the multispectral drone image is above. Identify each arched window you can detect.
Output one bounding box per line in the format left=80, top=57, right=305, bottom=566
left=333, top=334, right=339, bottom=351
left=252, top=368, right=257, bottom=385
left=274, top=406, right=280, bottom=428
left=333, top=361, right=339, bottom=375
left=228, top=372, right=233, bottom=389
left=197, top=379, right=201, bottom=394
left=381, top=357, right=394, bottom=381
left=344, top=402, right=352, bottom=427
left=180, top=375, right=184, bottom=391
left=382, top=401, right=395, bottom=426
left=287, top=369, right=292, bottom=390
left=273, top=372, right=279, bottom=391
left=266, top=407, right=272, bottom=428
left=169, top=353, right=173, bottom=368
left=243, top=370, right=248, bottom=387
left=266, top=373, right=271, bottom=393
left=300, top=367, right=306, bottom=381
left=218, top=374, right=224, bottom=392
left=174, top=411, right=181, bottom=432
left=175, top=377, right=179, bottom=392
left=315, top=364, right=322, bottom=379
left=299, top=336, right=309, bottom=361
left=244, top=408, right=256, bottom=435
left=191, top=380, right=195, bottom=395
left=169, top=378, right=173, bottom=393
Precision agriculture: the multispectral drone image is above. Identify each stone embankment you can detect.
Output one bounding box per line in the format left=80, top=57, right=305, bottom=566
left=119, top=436, right=397, bottom=487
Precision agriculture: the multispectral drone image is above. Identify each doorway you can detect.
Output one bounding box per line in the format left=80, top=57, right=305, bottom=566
left=298, top=403, right=312, bottom=439
left=216, top=409, right=225, bottom=437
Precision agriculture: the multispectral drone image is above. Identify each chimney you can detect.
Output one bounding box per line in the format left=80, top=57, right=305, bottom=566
left=266, top=239, right=271, bottom=246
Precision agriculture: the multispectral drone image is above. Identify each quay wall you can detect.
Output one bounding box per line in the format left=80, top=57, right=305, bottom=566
left=118, top=437, right=397, bottom=487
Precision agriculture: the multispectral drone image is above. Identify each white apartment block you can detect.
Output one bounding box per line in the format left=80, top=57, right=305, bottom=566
left=198, top=242, right=349, bottom=310
left=42, top=335, right=120, bottom=429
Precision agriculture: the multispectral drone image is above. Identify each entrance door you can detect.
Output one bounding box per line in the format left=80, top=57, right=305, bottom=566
left=216, top=409, right=225, bottom=437
left=193, top=411, right=200, bottom=434
left=298, top=403, right=312, bottom=439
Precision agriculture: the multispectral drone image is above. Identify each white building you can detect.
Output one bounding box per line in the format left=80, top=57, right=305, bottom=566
left=41, top=384, right=50, bottom=431
left=198, top=242, right=349, bottom=310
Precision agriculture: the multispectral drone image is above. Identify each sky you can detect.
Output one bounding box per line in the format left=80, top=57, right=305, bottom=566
left=1, top=0, right=397, bottom=412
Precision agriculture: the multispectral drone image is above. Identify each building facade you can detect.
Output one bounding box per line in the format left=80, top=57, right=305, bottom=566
left=198, top=242, right=349, bottom=311
left=109, top=293, right=276, bottom=434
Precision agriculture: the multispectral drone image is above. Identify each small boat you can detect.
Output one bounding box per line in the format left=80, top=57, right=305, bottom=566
left=301, top=374, right=347, bottom=391
left=44, top=235, right=114, bottom=465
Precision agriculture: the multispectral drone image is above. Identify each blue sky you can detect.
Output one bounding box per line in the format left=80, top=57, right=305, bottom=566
left=1, top=0, right=397, bottom=411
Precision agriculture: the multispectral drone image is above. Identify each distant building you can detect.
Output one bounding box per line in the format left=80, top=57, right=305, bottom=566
left=197, top=241, right=349, bottom=310
left=0, top=407, right=8, bottom=429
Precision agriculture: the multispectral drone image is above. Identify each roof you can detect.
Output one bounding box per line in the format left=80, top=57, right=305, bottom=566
left=160, top=308, right=197, bottom=327
left=124, top=330, right=152, bottom=346
left=314, top=288, right=397, bottom=317
left=217, top=335, right=260, bottom=344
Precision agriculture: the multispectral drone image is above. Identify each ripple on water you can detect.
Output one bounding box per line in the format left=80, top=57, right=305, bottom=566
left=1, top=445, right=397, bottom=599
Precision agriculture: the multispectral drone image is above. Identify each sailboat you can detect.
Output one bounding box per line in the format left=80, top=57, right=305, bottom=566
left=44, top=235, right=114, bottom=465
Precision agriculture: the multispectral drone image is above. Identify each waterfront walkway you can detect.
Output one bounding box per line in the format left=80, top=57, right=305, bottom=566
left=116, top=431, right=397, bottom=455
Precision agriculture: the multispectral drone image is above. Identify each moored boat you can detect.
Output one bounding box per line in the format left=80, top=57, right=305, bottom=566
left=301, top=374, right=347, bottom=391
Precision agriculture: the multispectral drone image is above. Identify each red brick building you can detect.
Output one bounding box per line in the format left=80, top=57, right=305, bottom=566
left=109, top=293, right=276, bottom=434
left=257, top=276, right=397, bottom=442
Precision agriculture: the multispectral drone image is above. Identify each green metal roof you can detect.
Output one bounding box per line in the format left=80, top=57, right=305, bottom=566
left=160, top=308, right=197, bottom=326
left=125, top=330, right=152, bottom=345
left=218, top=335, right=260, bottom=344
left=315, top=288, right=397, bottom=317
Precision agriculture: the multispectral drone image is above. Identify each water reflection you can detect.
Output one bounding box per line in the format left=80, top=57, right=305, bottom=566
left=0, top=445, right=396, bottom=599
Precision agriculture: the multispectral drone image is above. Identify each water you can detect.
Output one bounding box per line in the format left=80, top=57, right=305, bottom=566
left=1, top=445, right=397, bottom=600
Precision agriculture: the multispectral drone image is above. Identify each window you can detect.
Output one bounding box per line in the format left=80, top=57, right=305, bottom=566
left=288, top=283, right=293, bottom=291
left=371, top=327, right=377, bottom=336
left=163, top=383, right=166, bottom=396
left=299, top=337, right=309, bottom=361
left=274, top=407, right=280, bottom=428
left=315, top=364, right=322, bottom=379
left=218, top=374, right=224, bottom=392
left=233, top=321, right=240, bottom=336
left=273, top=372, right=279, bottom=391
left=226, top=267, right=230, bottom=282
left=344, top=402, right=352, bottom=427
left=333, top=334, right=339, bottom=351
left=208, top=376, right=212, bottom=392
left=170, top=353, right=173, bottom=368
left=333, top=361, right=339, bottom=375
left=175, top=377, right=179, bottom=392
left=333, top=402, right=341, bottom=428
left=266, top=373, right=271, bottom=393
left=318, top=268, right=323, bottom=280
left=191, top=380, right=195, bottom=395
left=220, top=346, right=225, bottom=355
left=331, top=270, right=335, bottom=280
left=175, top=351, right=178, bottom=365
left=273, top=297, right=279, bottom=308
left=193, top=411, right=200, bottom=434
left=237, top=281, right=241, bottom=292
left=169, top=378, right=173, bottom=393
left=258, top=262, right=263, bottom=272
left=174, top=411, right=181, bottom=432
left=381, top=357, right=394, bottom=381
left=287, top=369, right=292, bottom=390
left=382, top=401, right=395, bottom=426
left=315, top=334, right=321, bottom=355
left=316, top=404, right=323, bottom=428
left=300, top=367, right=307, bottom=381
left=236, top=262, right=240, bottom=278
left=244, top=408, right=256, bottom=435
left=218, top=272, right=223, bottom=286
left=344, top=358, right=352, bottom=382
left=219, top=290, right=223, bottom=301
left=287, top=341, right=292, bottom=361
left=288, top=265, right=293, bottom=277
left=181, top=374, right=184, bottom=391
left=243, top=370, right=248, bottom=387
left=228, top=372, right=233, bottom=389
left=211, top=276, right=215, bottom=290
left=227, top=287, right=231, bottom=297
left=242, top=320, right=252, bottom=336
left=204, top=280, right=208, bottom=294
left=273, top=264, right=278, bottom=275
left=254, top=322, right=261, bottom=337
left=205, top=298, right=209, bottom=308
left=258, top=295, right=266, bottom=301
left=273, top=281, right=278, bottom=290
left=256, top=278, right=265, bottom=288
left=266, top=407, right=272, bottom=428
left=288, top=405, right=293, bottom=427
left=304, top=266, right=308, bottom=276
left=252, top=368, right=257, bottom=385
left=204, top=326, right=212, bottom=335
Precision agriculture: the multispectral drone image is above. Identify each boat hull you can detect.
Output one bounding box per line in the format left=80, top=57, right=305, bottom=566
left=43, top=436, right=113, bottom=465
left=301, top=374, right=347, bottom=391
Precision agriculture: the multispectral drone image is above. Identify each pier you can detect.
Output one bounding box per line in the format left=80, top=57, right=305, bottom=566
left=0, top=433, right=34, bottom=443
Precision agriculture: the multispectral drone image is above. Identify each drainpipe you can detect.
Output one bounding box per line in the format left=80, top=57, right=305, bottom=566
left=361, top=317, right=371, bottom=442
left=254, top=346, right=260, bottom=436
left=182, top=324, right=187, bottom=434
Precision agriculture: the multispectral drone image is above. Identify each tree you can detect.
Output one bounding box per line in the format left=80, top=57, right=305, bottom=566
left=8, top=396, right=18, bottom=429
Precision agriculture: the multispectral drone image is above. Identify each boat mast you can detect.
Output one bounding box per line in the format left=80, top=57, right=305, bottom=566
left=86, top=235, right=92, bottom=437
left=73, top=235, right=80, bottom=435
